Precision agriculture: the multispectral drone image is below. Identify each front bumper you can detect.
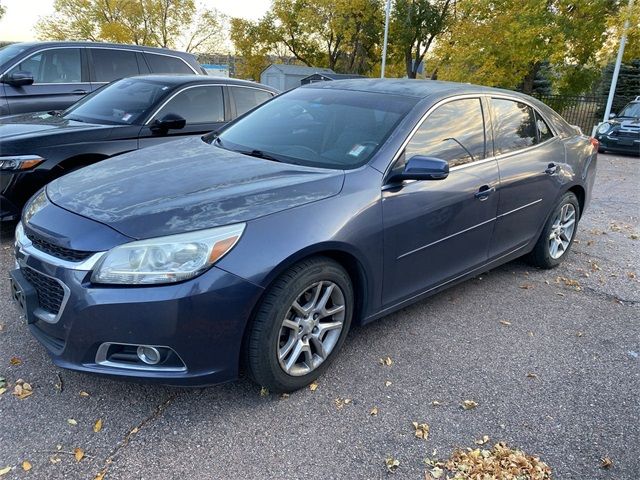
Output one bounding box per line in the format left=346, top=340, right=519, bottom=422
left=595, top=133, right=640, bottom=155
left=11, top=233, right=264, bottom=386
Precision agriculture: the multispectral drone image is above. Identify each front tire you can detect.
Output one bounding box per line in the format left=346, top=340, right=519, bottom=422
left=528, top=192, right=580, bottom=269
left=245, top=257, right=353, bottom=392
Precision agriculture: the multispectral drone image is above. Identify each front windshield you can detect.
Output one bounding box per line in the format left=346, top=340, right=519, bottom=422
left=213, top=87, right=417, bottom=169
left=0, top=44, right=30, bottom=70
left=618, top=102, right=640, bottom=118
left=64, top=78, right=173, bottom=125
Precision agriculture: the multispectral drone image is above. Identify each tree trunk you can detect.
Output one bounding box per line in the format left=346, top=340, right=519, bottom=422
left=521, top=63, right=540, bottom=95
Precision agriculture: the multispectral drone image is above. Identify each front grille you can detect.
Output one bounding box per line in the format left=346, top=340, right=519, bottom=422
left=614, top=130, right=640, bottom=139
left=22, top=267, right=65, bottom=315
left=26, top=231, right=93, bottom=262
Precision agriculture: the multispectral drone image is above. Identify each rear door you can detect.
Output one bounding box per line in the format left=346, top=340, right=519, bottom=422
left=382, top=97, right=500, bottom=305
left=138, top=84, right=227, bottom=148
left=228, top=86, right=275, bottom=118
left=3, top=47, right=90, bottom=114
left=488, top=97, right=566, bottom=258
left=87, top=47, right=141, bottom=91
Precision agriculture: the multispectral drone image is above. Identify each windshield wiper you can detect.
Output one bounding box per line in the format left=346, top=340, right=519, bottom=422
left=237, top=149, right=282, bottom=163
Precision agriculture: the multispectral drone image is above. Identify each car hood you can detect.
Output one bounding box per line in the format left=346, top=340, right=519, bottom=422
left=0, top=111, right=107, bottom=140
left=47, top=137, right=345, bottom=239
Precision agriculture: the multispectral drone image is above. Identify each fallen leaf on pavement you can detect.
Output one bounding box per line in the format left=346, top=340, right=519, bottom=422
left=94, top=470, right=106, bottom=480
left=526, top=373, right=539, bottom=380
left=334, top=397, right=352, bottom=409
left=280, top=393, right=289, bottom=400
left=370, top=406, right=378, bottom=416
left=79, top=391, right=90, bottom=397
left=0, top=467, right=10, bottom=476
left=519, top=284, right=534, bottom=290
left=556, top=276, right=582, bottom=291
left=499, top=320, right=512, bottom=326
left=412, top=422, right=430, bottom=440
left=12, top=380, right=33, bottom=400
left=93, top=419, right=102, bottom=433
left=73, top=448, right=84, bottom=462
left=67, top=419, right=78, bottom=426
left=474, top=435, right=490, bottom=445
left=379, top=356, right=393, bottom=366
left=432, top=400, right=441, bottom=406
left=22, top=460, right=32, bottom=471
left=259, top=386, right=269, bottom=397
left=10, top=357, right=22, bottom=366
left=49, top=457, right=61, bottom=464
left=309, top=381, right=318, bottom=391
left=428, top=466, right=444, bottom=479
left=462, top=400, right=478, bottom=410
left=601, top=457, right=613, bottom=468
left=385, top=456, right=400, bottom=473
left=384, top=380, right=392, bottom=387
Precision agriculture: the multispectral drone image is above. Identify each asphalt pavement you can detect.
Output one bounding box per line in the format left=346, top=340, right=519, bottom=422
left=0, top=153, right=638, bottom=479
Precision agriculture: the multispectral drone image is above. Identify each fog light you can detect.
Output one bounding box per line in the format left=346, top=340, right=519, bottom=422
left=136, top=346, right=161, bottom=365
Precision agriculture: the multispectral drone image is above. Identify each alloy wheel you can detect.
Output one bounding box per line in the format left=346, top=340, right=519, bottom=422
left=277, top=281, right=346, bottom=376
left=548, top=203, right=576, bottom=259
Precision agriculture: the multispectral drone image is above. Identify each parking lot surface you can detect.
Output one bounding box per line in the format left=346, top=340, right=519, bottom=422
left=0, top=153, right=638, bottom=479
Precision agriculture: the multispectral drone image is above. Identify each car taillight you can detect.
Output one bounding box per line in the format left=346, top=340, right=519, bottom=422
left=589, top=137, right=599, bottom=152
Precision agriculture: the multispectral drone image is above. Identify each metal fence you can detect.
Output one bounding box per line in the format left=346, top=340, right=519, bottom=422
left=533, top=94, right=636, bottom=134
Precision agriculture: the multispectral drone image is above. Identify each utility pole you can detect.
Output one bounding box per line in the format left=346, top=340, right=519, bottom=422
left=603, top=0, right=634, bottom=121
left=381, top=0, right=392, bottom=78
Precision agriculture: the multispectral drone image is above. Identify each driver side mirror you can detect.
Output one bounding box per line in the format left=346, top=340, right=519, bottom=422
left=2, top=71, right=34, bottom=87
left=150, top=113, right=186, bottom=133
left=608, top=113, right=616, bottom=119
left=387, top=155, right=449, bottom=184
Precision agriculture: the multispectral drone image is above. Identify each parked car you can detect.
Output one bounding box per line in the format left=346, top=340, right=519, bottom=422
left=0, top=41, right=206, bottom=116
left=595, top=96, right=640, bottom=156
left=10, top=79, right=597, bottom=392
left=0, top=75, right=278, bottom=220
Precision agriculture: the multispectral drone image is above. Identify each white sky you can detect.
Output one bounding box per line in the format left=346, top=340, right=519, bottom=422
left=0, top=0, right=270, bottom=42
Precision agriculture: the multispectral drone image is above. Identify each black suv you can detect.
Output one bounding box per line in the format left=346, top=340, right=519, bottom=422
left=0, top=42, right=205, bottom=115
left=595, top=97, right=640, bottom=156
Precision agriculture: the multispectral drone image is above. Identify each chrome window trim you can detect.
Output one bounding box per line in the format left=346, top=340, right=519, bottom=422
left=383, top=92, right=560, bottom=181
left=2, top=45, right=85, bottom=82
left=143, top=83, right=226, bottom=125
left=141, top=51, right=199, bottom=74
left=15, top=222, right=106, bottom=271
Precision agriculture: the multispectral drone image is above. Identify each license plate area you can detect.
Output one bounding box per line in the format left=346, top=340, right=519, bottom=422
left=9, top=269, right=38, bottom=324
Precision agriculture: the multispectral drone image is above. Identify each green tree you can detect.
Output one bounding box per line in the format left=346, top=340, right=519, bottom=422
left=0, top=2, right=6, bottom=21
left=390, top=0, right=454, bottom=79
left=436, top=0, right=623, bottom=94
left=36, top=0, right=225, bottom=53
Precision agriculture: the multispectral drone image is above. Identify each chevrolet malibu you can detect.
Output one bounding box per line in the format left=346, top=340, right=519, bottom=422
left=10, top=79, right=598, bottom=392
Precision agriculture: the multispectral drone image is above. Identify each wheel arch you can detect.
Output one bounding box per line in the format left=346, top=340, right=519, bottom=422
left=566, top=184, right=585, bottom=218
left=52, top=153, right=111, bottom=175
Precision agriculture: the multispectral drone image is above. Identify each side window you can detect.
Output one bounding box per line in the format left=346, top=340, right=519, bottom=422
left=9, top=48, right=82, bottom=84
left=404, top=98, right=486, bottom=168
left=230, top=87, right=273, bottom=117
left=491, top=98, right=538, bottom=155
left=535, top=111, right=553, bottom=142
left=145, top=54, right=193, bottom=74
left=91, top=49, right=139, bottom=82
left=153, top=86, right=224, bottom=124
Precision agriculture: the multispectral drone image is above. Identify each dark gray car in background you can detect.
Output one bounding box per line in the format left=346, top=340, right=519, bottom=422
left=0, top=41, right=205, bottom=115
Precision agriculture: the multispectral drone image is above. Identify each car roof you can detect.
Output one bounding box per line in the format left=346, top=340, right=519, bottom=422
left=12, top=41, right=196, bottom=58
left=127, top=74, right=278, bottom=92
left=301, top=78, right=527, bottom=100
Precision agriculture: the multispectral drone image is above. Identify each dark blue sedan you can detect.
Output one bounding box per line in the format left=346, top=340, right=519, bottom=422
left=10, top=79, right=598, bottom=392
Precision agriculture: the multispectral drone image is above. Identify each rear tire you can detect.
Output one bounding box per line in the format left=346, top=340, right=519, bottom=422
left=527, top=192, right=580, bottom=269
left=245, top=257, right=353, bottom=392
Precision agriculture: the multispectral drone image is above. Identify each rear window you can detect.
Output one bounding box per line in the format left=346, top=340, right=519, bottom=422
left=91, top=49, right=139, bottom=82
left=230, top=87, right=273, bottom=117
left=145, top=53, right=193, bottom=74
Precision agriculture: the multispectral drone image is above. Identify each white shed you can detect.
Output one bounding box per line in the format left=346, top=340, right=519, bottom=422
left=260, top=64, right=335, bottom=91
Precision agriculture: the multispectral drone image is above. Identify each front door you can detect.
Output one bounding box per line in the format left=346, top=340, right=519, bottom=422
left=382, top=97, right=499, bottom=306
left=138, top=85, right=227, bottom=148
left=4, top=47, right=90, bottom=114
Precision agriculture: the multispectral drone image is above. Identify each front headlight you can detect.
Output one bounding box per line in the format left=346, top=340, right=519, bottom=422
left=597, top=122, right=611, bottom=134
left=0, top=155, right=44, bottom=171
left=22, top=189, right=49, bottom=224
left=91, top=223, right=246, bottom=285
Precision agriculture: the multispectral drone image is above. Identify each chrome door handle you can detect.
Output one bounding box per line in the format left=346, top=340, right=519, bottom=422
left=474, top=185, right=495, bottom=201
left=71, top=89, right=88, bottom=95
